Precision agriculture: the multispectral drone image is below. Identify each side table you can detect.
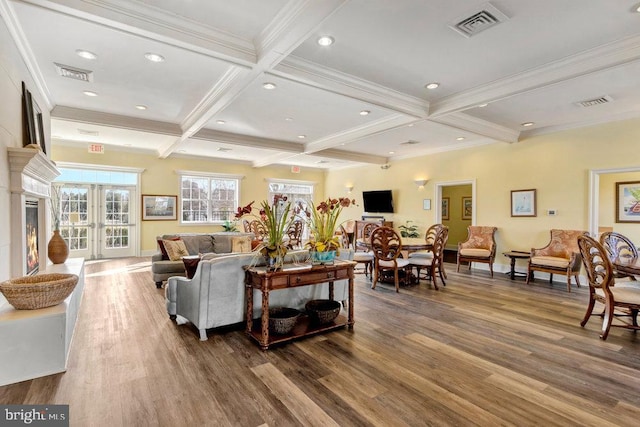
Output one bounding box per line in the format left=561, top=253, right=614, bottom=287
left=502, top=251, right=532, bottom=280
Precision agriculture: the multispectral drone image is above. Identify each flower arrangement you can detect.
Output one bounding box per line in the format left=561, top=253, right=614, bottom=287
left=305, top=197, right=356, bottom=254
left=235, top=195, right=296, bottom=267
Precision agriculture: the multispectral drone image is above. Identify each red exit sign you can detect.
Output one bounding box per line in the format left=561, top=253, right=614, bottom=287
left=88, top=143, right=104, bottom=154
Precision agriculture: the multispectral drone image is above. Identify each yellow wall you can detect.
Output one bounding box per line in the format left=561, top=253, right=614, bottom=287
left=599, top=171, right=640, bottom=242
left=442, top=185, right=472, bottom=247
left=325, top=117, right=640, bottom=271
left=51, top=145, right=326, bottom=253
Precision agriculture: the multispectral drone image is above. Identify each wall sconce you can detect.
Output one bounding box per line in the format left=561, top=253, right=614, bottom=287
left=414, top=179, right=428, bottom=187
left=345, top=185, right=354, bottom=193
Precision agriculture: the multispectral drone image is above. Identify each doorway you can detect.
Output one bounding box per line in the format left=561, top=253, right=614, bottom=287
left=435, top=180, right=476, bottom=260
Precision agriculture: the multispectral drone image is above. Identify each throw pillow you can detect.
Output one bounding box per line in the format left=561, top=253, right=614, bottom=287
left=157, top=236, right=181, bottom=260
left=163, top=239, right=189, bottom=261
left=231, top=236, right=252, bottom=253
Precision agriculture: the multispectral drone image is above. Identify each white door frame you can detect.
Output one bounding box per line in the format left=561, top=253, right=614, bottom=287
left=588, top=166, right=640, bottom=236
left=434, top=179, right=477, bottom=224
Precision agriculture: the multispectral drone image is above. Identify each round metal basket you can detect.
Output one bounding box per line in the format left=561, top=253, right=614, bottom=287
left=305, top=299, right=341, bottom=325
left=0, top=273, right=79, bottom=310
left=269, top=307, right=300, bottom=335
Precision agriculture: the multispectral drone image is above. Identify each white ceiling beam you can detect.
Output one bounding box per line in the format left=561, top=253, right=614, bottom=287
left=429, top=113, right=520, bottom=143
left=190, top=129, right=304, bottom=153
left=313, top=148, right=387, bottom=165
left=429, top=33, right=640, bottom=118
left=51, top=106, right=183, bottom=135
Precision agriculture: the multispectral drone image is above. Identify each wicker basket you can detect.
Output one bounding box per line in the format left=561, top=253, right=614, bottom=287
left=269, top=307, right=300, bottom=335
left=305, top=299, right=341, bottom=325
left=0, top=273, right=79, bottom=310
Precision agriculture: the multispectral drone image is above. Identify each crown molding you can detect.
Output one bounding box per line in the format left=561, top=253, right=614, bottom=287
left=275, top=56, right=429, bottom=118
left=251, top=151, right=302, bottom=168
left=0, top=0, right=54, bottom=110
left=51, top=106, right=183, bottom=135
left=22, top=0, right=256, bottom=65
left=429, top=112, right=519, bottom=143
left=429, top=33, right=640, bottom=117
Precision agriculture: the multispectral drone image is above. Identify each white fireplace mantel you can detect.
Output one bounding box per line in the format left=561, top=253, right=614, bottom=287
left=8, top=147, right=60, bottom=197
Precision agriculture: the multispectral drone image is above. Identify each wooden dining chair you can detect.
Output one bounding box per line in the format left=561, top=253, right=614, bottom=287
left=600, top=231, right=638, bottom=280
left=370, top=226, right=410, bottom=293
left=577, top=235, right=640, bottom=340
left=286, top=219, right=304, bottom=249
left=408, top=226, right=448, bottom=290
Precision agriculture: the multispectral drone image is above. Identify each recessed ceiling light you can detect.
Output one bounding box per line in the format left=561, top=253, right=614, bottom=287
left=216, top=120, right=226, bottom=124
left=425, top=82, right=440, bottom=90
left=83, top=90, right=98, bottom=97
left=124, top=143, right=132, bottom=147
left=135, top=105, right=147, bottom=110
left=359, top=110, right=370, bottom=116
left=76, top=49, right=97, bottom=60
left=298, top=135, right=306, bottom=139
left=388, top=151, right=395, bottom=154
left=317, top=35, right=335, bottom=46
left=521, top=122, right=534, bottom=127
left=262, top=82, right=277, bottom=90
left=177, top=149, right=186, bottom=153
left=285, top=117, right=293, bottom=121
left=144, top=52, right=165, bottom=62
left=408, top=124, right=414, bottom=127
left=636, top=4, right=640, bottom=12
left=456, top=137, right=465, bottom=141
left=478, top=103, right=488, bottom=108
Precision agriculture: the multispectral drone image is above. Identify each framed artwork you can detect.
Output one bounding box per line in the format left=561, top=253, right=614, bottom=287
left=423, top=199, right=431, bottom=210
left=441, top=197, right=450, bottom=220
left=21, top=82, right=47, bottom=154
left=462, top=197, right=472, bottom=220
left=511, top=189, right=537, bottom=217
left=142, top=195, right=177, bottom=221
left=616, top=181, right=640, bottom=223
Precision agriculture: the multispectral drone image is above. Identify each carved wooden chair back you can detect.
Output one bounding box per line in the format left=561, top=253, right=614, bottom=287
left=249, top=220, right=267, bottom=240
left=286, top=219, right=304, bottom=249
left=600, top=231, right=638, bottom=260
left=577, top=235, right=640, bottom=340
left=242, top=219, right=251, bottom=233
left=370, top=226, right=410, bottom=293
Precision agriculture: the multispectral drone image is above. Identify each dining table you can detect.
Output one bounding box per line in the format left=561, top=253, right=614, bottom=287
left=612, top=255, right=640, bottom=277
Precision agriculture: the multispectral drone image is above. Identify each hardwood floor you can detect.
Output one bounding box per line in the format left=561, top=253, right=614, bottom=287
left=2, top=257, right=639, bottom=426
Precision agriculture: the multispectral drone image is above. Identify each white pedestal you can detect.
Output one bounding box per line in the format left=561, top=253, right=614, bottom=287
left=0, top=258, right=85, bottom=386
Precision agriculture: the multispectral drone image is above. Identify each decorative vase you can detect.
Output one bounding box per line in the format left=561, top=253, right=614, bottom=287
left=310, top=250, right=336, bottom=265
left=264, top=252, right=285, bottom=271
left=48, top=230, right=69, bottom=264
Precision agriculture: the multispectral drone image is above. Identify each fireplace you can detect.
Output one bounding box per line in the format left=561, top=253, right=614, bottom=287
left=25, top=199, right=39, bottom=275
left=8, top=147, right=60, bottom=277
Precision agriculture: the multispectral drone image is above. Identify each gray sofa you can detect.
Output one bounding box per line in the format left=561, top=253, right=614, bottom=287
left=151, top=232, right=254, bottom=288
left=165, top=249, right=354, bottom=340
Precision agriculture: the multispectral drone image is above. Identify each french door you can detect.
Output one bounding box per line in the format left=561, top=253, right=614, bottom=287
left=57, top=184, right=137, bottom=259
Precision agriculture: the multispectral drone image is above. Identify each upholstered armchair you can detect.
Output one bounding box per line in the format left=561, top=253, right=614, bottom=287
left=457, top=226, right=498, bottom=277
left=527, top=229, right=588, bottom=292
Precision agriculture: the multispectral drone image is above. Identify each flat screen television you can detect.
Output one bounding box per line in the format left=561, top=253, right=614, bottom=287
left=362, top=190, right=394, bottom=213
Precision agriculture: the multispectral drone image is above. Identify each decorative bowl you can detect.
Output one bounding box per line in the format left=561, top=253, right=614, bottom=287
left=0, top=273, right=79, bottom=310
left=268, top=307, right=300, bottom=334
left=305, top=299, right=341, bottom=325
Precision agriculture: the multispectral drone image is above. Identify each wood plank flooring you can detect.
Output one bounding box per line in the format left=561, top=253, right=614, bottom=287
left=1, top=257, right=639, bottom=426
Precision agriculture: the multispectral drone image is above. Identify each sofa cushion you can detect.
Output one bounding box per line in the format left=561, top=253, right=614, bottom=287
left=180, top=235, right=215, bottom=255
left=153, top=259, right=184, bottom=274
left=164, top=239, right=189, bottom=261
left=530, top=255, right=569, bottom=269
left=459, top=248, right=491, bottom=257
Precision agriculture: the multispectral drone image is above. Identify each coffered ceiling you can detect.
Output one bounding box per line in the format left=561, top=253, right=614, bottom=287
left=4, top=0, right=640, bottom=169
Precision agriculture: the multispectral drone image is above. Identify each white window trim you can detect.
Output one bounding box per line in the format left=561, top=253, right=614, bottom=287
left=178, top=170, right=242, bottom=225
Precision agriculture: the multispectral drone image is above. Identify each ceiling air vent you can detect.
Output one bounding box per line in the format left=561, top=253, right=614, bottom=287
left=78, top=129, right=99, bottom=136
left=55, top=63, right=93, bottom=82
left=217, top=147, right=232, bottom=152
left=449, top=2, right=509, bottom=38
left=575, top=95, right=613, bottom=108
left=401, top=140, right=420, bottom=145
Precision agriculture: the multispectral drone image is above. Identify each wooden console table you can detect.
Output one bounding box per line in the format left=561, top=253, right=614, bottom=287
left=244, top=260, right=355, bottom=350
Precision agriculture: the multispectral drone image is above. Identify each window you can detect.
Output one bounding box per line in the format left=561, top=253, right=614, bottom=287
left=180, top=172, right=240, bottom=223
left=267, top=179, right=314, bottom=239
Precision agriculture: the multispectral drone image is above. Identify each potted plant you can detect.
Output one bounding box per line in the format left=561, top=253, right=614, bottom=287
left=399, top=220, right=419, bottom=238
left=235, top=195, right=296, bottom=270
left=304, top=197, right=356, bottom=264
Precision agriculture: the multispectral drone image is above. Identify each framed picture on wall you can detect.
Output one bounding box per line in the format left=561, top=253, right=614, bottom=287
left=511, top=189, right=537, bottom=217
left=142, top=195, right=177, bottom=220
left=616, top=181, right=640, bottom=223
left=423, top=199, right=431, bottom=210
left=462, top=197, right=472, bottom=220
left=441, top=197, right=450, bottom=220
